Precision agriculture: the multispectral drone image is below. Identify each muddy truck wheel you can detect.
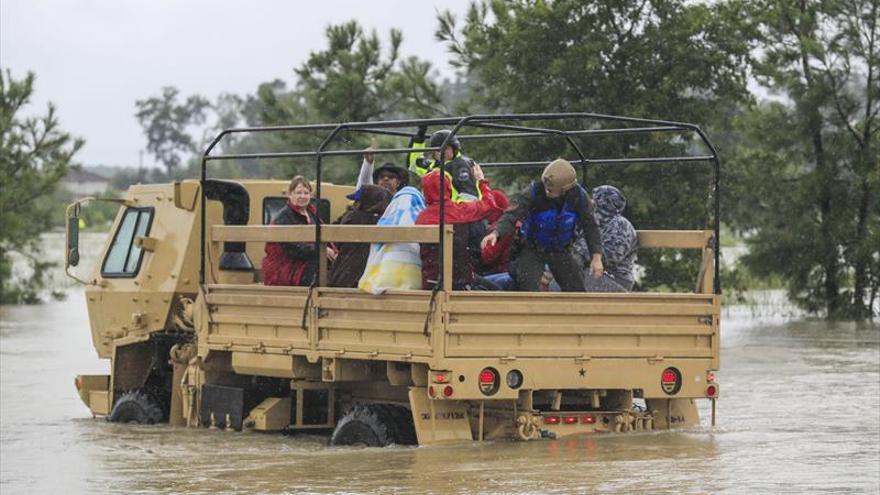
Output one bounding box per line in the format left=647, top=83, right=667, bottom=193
left=108, top=390, right=165, bottom=424
left=329, top=404, right=416, bottom=447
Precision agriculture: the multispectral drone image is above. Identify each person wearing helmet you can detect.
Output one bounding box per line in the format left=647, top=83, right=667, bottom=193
left=481, top=159, right=604, bottom=292
left=356, top=147, right=408, bottom=194
left=407, top=128, right=481, bottom=203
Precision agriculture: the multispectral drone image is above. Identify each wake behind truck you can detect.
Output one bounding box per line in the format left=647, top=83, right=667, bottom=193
left=67, top=113, right=721, bottom=445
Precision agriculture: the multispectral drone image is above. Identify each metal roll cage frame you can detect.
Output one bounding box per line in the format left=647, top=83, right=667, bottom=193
left=199, top=112, right=721, bottom=295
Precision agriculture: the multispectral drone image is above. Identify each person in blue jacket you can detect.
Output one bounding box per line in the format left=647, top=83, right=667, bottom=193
left=481, top=159, right=604, bottom=291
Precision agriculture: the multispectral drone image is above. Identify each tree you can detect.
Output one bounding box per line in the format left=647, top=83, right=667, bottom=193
left=436, top=0, right=753, bottom=290
left=728, top=0, right=879, bottom=318
left=208, top=21, right=448, bottom=185
left=0, top=69, right=84, bottom=304
left=135, top=86, right=209, bottom=178
left=295, top=21, right=445, bottom=122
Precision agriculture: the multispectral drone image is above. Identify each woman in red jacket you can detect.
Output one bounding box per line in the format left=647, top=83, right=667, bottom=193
left=263, top=176, right=337, bottom=286
left=415, top=167, right=502, bottom=290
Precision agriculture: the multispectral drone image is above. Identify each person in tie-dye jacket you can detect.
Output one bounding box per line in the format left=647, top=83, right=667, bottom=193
left=574, top=185, right=638, bottom=292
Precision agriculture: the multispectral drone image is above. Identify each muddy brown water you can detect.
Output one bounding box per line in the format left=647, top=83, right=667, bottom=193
left=1, top=290, right=878, bottom=494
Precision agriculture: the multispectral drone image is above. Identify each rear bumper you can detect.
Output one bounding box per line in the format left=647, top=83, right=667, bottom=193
left=75, top=374, right=111, bottom=416
left=426, top=358, right=717, bottom=401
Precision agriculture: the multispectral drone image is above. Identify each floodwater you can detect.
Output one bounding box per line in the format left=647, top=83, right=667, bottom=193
left=1, top=277, right=879, bottom=492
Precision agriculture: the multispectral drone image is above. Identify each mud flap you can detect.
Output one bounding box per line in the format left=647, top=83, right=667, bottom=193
left=169, top=344, right=196, bottom=427
left=408, top=387, right=472, bottom=445
left=647, top=398, right=700, bottom=429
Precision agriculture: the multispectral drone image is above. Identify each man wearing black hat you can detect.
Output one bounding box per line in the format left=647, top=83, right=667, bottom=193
left=356, top=147, right=408, bottom=194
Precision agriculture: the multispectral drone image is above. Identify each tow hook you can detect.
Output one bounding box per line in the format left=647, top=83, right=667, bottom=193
left=515, top=414, right=541, bottom=441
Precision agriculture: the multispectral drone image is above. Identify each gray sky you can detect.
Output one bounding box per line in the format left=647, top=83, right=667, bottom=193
left=1, top=0, right=472, bottom=168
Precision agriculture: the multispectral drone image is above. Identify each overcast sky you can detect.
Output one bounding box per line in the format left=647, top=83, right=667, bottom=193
left=1, top=0, right=472, bottom=168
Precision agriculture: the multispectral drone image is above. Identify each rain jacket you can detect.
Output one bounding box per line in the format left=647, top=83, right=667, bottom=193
left=263, top=201, right=318, bottom=286
left=415, top=171, right=502, bottom=289
left=592, top=185, right=638, bottom=287
left=478, top=190, right=513, bottom=274
left=328, top=185, right=392, bottom=288
left=358, top=186, right=426, bottom=294
left=408, top=141, right=481, bottom=202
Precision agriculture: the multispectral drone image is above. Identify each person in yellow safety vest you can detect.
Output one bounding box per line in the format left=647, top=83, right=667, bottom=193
left=408, top=128, right=482, bottom=203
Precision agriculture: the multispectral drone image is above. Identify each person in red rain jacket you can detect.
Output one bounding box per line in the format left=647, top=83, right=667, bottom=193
left=478, top=189, right=512, bottom=274
left=415, top=166, right=502, bottom=290
left=263, top=176, right=337, bottom=286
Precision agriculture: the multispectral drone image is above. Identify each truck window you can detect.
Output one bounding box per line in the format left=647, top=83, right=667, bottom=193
left=101, top=207, right=154, bottom=277
left=263, top=197, right=288, bottom=224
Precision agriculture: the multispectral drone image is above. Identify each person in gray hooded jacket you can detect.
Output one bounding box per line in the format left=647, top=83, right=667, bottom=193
left=574, top=185, right=638, bottom=292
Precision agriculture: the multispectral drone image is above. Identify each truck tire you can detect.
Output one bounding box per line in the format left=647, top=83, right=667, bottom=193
left=108, top=390, right=165, bottom=424
left=329, top=404, right=416, bottom=447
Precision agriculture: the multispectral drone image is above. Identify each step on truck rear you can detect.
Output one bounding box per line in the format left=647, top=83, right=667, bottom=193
left=67, top=113, right=722, bottom=445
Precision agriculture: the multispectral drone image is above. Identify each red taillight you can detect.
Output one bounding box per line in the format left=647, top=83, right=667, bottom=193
left=478, top=368, right=500, bottom=396
left=428, top=386, right=436, bottom=398
left=563, top=416, right=578, bottom=424
left=433, top=372, right=449, bottom=383
left=479, top=370, right=496, bottom=384
left=443, top=386, right=454, bottom=397
left=544, top=415, right=560, bottom=425
left=707, top=371, right=716, bottom=383
left=581, top=415, right=596, bottom=424
left=661, top=367, right=682, bottom=395
left=706, top=384, right=718, bottom=398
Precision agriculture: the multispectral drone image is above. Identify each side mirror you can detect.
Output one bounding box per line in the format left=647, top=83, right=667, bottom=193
left=66, top=208, right=80, bottom=268
left=63, top=196, right=130, bottom=286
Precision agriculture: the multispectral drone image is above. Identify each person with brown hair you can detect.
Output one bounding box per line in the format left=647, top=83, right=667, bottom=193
left=262, top=176, right=337, bottom=286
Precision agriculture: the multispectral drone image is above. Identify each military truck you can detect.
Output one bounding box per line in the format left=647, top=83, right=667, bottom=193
left=67, top=113, right=721, bottom=446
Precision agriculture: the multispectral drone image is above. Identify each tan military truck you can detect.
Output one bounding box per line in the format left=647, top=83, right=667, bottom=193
left=67, top=113, right=721, bottom=445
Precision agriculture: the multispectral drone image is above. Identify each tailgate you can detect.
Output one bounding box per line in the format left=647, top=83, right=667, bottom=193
left=445, top=292, right=719, bottom=368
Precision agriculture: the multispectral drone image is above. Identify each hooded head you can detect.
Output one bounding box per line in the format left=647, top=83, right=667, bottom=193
left=592, top=185, right=627, bottom=222
left=421, top=170, right=453, bottom=205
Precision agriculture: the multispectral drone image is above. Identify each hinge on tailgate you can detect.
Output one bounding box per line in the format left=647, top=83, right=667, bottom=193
left=301, top=283, right=316, bottom=330
left=699, top=316, right=713, bottom=325
left=423, top=285, right=441, bottom=336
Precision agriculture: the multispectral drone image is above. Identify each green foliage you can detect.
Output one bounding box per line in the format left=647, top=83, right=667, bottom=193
left=0, top=69, right=84, bottom=304
left=295, top=21, right=444, bottom=122
left=435, top=0, right=752, bottom=290
left=135, top=86, right=210, bottom=178
left=726, top=0, right=879, bottom=319
left=208, top=21, right=447, bottom=184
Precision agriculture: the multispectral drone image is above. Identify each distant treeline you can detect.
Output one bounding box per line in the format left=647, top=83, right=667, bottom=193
left=4, top=1, right=878, bottom=318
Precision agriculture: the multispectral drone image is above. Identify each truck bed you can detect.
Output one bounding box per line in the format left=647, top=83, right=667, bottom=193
left=201, top=285, right=719, bottom=368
